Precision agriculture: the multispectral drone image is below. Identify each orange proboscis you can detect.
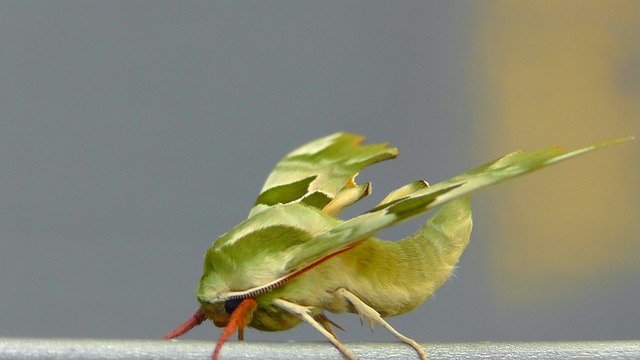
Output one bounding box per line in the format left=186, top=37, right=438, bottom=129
left=213, top=298, right=258, bottom=360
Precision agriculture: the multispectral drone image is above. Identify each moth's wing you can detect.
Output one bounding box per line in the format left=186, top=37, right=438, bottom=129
left=285, top=138, right=631, bottom=271
left=374, top=180, right=429, bottom=208
left=249, top=133, right=398, bottom=217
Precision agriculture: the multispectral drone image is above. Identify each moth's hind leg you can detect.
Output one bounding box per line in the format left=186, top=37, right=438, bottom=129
left=273, top=299, right=357, bottom=360
left=334, top=288, right=428, bottom=360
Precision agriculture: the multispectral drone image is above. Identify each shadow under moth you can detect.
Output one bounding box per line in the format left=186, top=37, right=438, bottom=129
left=164, top=132, right=631, bottom=360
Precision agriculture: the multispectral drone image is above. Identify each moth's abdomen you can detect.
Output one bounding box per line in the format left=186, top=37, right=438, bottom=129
left=321, top=197, right=472, bottom=317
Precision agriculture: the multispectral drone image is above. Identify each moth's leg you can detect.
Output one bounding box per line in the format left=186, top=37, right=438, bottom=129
left=314, top=313, right=344, bottom=339
left=335, top=288, right=428, bottom=360
left=273, top=299, right=357, bottom=360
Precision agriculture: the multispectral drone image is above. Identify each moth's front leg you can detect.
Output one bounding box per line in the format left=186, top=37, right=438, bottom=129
left=272, top=299, right=357, bottom=360
left=334, top=288, right=428, bottom=360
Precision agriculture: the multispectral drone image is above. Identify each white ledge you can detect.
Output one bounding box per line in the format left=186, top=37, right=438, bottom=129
left=1, top=338, right=639, bottom=359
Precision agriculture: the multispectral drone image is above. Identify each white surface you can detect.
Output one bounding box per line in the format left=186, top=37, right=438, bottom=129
left=1, top=338, right=639, bottom=360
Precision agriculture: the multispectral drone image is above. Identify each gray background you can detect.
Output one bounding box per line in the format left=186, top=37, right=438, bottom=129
left=0, top=1, right=637, bottom=345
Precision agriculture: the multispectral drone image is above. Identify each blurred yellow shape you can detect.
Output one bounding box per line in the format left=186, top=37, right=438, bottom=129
left=476, top=1, right=639, bottom=307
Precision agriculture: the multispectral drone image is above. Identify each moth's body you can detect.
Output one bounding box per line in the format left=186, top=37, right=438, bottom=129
left=248, top=237, right=431, bottom=332
left=258, top=235, right=458, bottom=323
left=165, top=132, right=630, bottom=360
left=197, top=197, right=470, bottom=334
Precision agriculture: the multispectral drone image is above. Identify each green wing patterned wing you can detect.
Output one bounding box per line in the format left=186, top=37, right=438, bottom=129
left=249, top=132, right=398, bottom=217
left=285, top=137, right=632, bottom=272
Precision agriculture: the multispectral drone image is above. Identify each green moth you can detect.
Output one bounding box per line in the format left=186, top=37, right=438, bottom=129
left=164, top=132, right=631, bottom=360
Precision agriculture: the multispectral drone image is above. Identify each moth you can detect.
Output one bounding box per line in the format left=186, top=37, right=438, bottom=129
left=164, top=132, right=630, bottom=360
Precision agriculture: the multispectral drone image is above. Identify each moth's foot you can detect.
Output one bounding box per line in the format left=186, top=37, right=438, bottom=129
left=335, top=288, right=428, bottom=360
left=273, top=299, right=357, bottom=360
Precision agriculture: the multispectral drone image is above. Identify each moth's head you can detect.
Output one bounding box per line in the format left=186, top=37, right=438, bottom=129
left=195, top=244, right=280, bottom=327
left=196, top=266, right=274, bottom=327
left=196, top=294, right=243, bottom=328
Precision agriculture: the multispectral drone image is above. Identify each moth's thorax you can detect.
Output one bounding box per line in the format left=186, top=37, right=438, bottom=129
left=197, top=203, right=343, bottom=304
left=195, top=208, right=335, bottom=330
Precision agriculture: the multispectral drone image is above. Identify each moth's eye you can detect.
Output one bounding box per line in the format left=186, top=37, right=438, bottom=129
left=223, top=298, right=243, bottom=314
